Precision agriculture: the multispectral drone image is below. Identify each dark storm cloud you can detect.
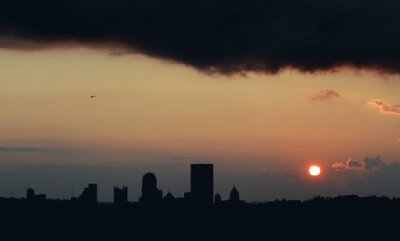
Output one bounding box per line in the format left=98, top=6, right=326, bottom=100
left=1, top=0, right=400, bottom=74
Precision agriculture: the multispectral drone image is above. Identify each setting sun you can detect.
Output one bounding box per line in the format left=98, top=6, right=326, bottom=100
left=309, top=165, right=321, bottom=176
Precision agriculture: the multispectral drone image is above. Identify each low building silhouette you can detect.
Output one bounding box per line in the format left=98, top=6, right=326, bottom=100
left=184, top=191, right=192, bottom=202
left=164, top=192, right=175, bottom=201
left=139, top=172, right=163, bottom=204
left=26, top=188, right=46, bottom=202
left=163, top=192, right=176, bottom=205
left=215, top=193, right=222, bottom=205
left=114, top=186, right=128, bottom=206
left=79, top=184, right=97, bottom=207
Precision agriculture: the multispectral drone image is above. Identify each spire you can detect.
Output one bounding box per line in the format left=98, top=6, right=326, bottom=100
left=229, top=185, right=240, bottom=202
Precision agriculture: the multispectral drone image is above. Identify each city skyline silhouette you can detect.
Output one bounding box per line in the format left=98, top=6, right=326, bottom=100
left=17, top=163, right=246, bottom=205
left=1, top=162, right=398, bottom=240
left=4, top=162, right=400, bottom=206
left=2, top=156, right=400, bottom=202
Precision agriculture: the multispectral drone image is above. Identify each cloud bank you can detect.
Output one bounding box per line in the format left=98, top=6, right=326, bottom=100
left=1, top=0, right=400, bottom=74
left=331, top=155, right=385, bottom=173
left=327, top=156, right=400, bottom=197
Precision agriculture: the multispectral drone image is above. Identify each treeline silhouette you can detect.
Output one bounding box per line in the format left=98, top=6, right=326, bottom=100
left=1, top=195, right=399, bottom=239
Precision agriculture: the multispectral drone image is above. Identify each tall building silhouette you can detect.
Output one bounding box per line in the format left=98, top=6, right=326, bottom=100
left=26, top=188, right=35, bottom=200
left=190, top=164, right=214, bottom=205
left=139, top=172, right=163, bottom=204
left=79, top=184, right=97, bottom=206
left=229, top=186, right=240, bottom=203
left=114, top=186, right=128, bottom=206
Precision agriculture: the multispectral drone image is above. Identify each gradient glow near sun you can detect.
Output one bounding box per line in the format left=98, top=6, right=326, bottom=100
left=309, top=165, right=321, bottom=176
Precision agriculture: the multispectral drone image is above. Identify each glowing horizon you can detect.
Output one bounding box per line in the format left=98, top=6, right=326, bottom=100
left=1, top=48, right=400, bottom=201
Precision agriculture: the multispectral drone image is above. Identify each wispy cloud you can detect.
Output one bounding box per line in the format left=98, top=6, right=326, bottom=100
left=367, top=99, right=400, bottom=116
left=282, top=173, right=298, bottom=179
left=308, top=89, right=341, bottom=101
left=0, top=146, right=69, bottom=153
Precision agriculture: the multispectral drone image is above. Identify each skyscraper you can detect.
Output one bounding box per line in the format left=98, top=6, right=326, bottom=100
left=114, top=186, right=128, bottom=206
left=190, top=164, right=214, bottom=205
left=139, top=172, right=163, bottom=204
left=26, top=188, right=35, bottom=200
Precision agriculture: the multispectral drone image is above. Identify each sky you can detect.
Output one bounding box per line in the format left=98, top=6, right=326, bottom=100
left=1, top=0, right=400, bottom=202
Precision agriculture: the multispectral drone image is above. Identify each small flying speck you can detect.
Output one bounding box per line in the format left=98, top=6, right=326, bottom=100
left=90, top=95, right=96, bottom=98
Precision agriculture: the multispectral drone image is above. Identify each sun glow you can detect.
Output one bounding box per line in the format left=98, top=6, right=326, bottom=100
left=309, top=165, right=321, bottom=176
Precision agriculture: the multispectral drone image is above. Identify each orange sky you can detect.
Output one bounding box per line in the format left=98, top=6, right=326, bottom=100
left=1, top=48, right=400, bottom=201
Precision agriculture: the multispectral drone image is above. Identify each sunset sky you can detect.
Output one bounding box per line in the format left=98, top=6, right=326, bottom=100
left=1, top=0, right=400, bottom=201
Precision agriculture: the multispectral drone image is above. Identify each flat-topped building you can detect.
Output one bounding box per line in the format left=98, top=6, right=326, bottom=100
left=190, top=164, right=214, bottom=205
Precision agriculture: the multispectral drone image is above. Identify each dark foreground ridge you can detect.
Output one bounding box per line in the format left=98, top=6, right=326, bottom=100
left=1, top=195, right=400, bottom=240
left=1, top=163, right=399, bottom=239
